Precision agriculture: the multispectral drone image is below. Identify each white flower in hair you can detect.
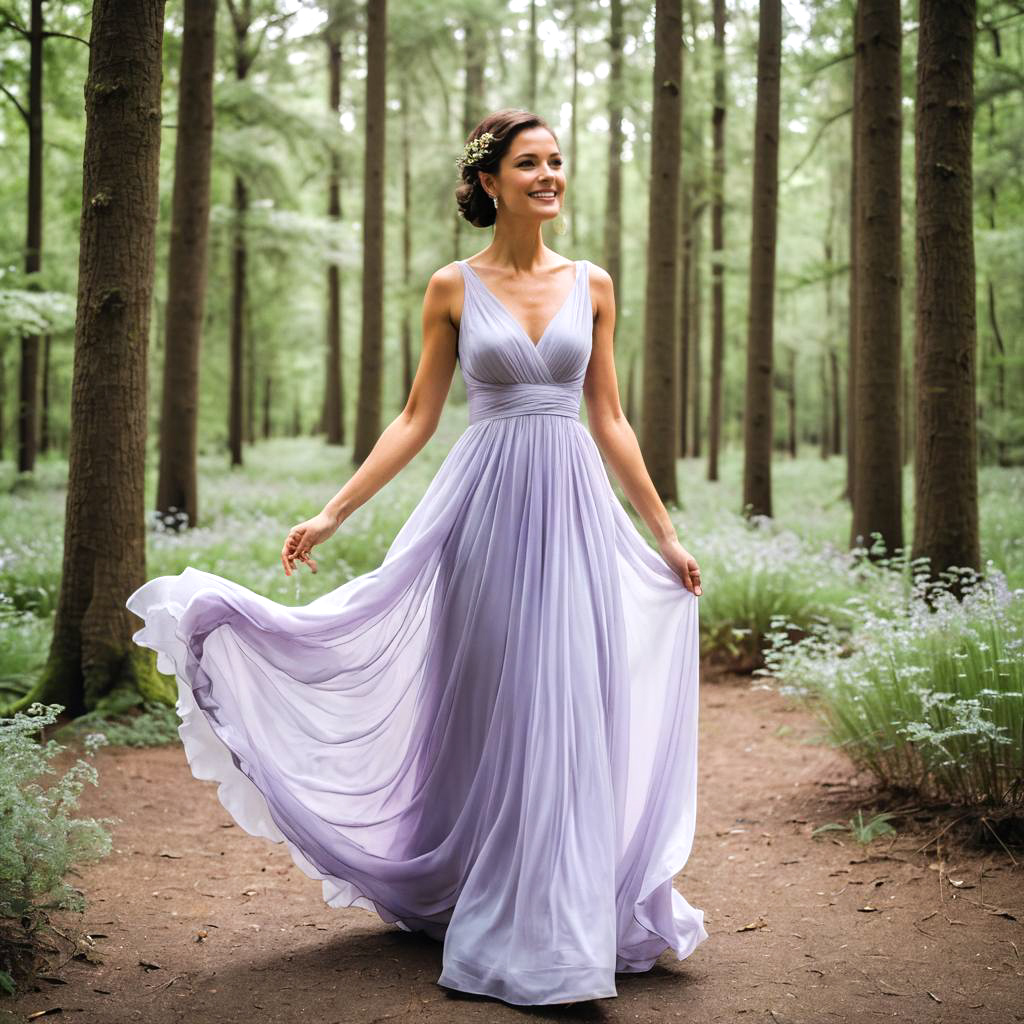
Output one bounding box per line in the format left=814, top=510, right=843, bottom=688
left=456, top=131, right=496, bottom=172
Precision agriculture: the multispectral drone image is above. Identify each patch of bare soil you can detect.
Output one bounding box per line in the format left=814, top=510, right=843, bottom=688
left=4, top=670, right=1022, bottom=1024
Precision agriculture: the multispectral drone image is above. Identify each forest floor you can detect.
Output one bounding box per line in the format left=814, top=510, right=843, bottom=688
left=4, top=667, right=1022, bottom=1024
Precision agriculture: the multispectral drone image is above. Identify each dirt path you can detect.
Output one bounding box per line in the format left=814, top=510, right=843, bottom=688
left=6, top=670, right=1022, bottom=1024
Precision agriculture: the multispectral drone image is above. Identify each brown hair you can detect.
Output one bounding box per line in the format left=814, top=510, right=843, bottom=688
left=454, top=108, right=560, bottom=229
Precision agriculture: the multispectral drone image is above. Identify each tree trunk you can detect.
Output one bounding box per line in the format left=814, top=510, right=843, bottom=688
left=40, top=333, right=51, bottom=454
left=227, top=4, right=255, bottom=468
left=741, top=0, right=781, bottom=519
left=787, top=348, right=797, bottom=457
left=820, top=353, right=830, bottom=458
left=454, top=19, right=485, bottom=260
left=690, top=201, right=704, bottom=458
left=325, top=26, right=344, bottom=445
left=155, top=0, right=215, bottom=529
left=640, top=0, right=683, bottom=504
left=8, top=0, right=172, bottom=718
left=851, top=0, right=903, bottom=558
left=984, top=98, right=1006, bottom=466
left=604, top=0, right=624, bottom=319
left=845, top=9, right=859, bottom=506
left=229, top=175, right=247, bottom=466
left=678, top=182, right=691, bottom=460
left=400, top=72, right=413, bottom=408
left=352, top=0, right=387, bottom=465
left=912, top=0, right=979, bottom=585
left=829, top=347, right=841, bottom=455
left=528, top=0, right=537, bottom=109
left=17, top=0, right=43, bottom=475
left=262, top=374, right=272, bottom=439
left=707, top=0, right=726, bottom=482
left=570, top=0, right=580, bottom=250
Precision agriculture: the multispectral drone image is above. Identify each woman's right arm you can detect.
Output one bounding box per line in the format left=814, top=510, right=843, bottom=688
left=320, top=263, right=462, bottom=527
left=282, top=266, right=461, bottom=576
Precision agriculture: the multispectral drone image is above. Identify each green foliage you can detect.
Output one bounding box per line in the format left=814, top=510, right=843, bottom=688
left=56, top=693, right=181, bottom=748
left=812, top=810, right=899, bottom=845
left=0, top=703, right=115, bottom=994
left=760, top=563, right=1024, bottom=808
left=0, top=288, right=76, bottom=337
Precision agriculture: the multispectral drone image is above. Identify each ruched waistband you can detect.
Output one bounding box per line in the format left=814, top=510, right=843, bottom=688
left=468, top=382, right=582, bottom=424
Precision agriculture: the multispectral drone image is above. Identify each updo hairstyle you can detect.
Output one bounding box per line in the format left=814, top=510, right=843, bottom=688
left=455, top=108, right=560, bottom=229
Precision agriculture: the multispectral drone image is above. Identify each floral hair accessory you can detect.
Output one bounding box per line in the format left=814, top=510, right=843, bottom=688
left=456, top=131, right=495, bottom=172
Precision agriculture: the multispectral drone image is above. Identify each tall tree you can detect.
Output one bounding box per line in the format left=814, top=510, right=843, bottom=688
left=155, top=0, right=216, bottom=529
left=324, top=17, right=345, bottom=445
left=569, top=0, right=580, bottom=249
left=707, top=0, right=726, bottom=482
left=912, top=0, right=979, bottom=584
left=851, top=0, right=903, bottom=557
left=603, top=0, right=624, bottom=317
left=845, top=8, right=860, bottom=504
left=225, top=0, right=257, bottom=468
left=352, top=0, right=387, bottom=464
left=679, top=173, right=692, bottom=459
left=0, top=1, right=53, bottom=474
left=453, top=18, right=485, bottom=259
left=640, top=0, right=683, bottom=503
left=527, top=0, right=538, bottom=109
left=400, top=70, right=413, bottom=405
left=8, top=0, right=171, bottom=716
left=740, top=0, right=781, bottom=519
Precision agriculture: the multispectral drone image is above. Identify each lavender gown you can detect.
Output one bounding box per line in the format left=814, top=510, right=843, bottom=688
left=126, top=258, right=708, bottom=1006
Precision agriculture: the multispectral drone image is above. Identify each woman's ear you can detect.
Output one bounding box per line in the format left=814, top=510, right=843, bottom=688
left=477, top=170, right=495, bottom=199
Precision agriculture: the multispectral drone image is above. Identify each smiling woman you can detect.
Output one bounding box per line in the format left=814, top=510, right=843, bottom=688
left=127, top=106, right=706, bottom=1011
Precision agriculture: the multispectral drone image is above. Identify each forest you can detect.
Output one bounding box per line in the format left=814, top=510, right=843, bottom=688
left=1, top=0, right=1023, bottom=1015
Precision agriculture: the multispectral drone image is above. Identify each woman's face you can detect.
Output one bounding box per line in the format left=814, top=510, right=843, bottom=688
left=482, top=126, right=565, bottom=222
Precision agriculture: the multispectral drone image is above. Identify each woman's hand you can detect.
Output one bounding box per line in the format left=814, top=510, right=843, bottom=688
left=657, top=537, right=703, bottom=597
left=281, top=510, right=341, bottom=577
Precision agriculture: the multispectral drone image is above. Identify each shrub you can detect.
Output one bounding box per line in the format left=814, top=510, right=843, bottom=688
left=760, top=563, right=1024, bottom=807
left=0, top=703, right=116, bottom=995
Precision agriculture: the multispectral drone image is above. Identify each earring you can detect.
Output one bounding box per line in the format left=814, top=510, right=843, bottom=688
left=554, top=211, right=568, bottom=236
left=492, top=195, right=498, bottom=209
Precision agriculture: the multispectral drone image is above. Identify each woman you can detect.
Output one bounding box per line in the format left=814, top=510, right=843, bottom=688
left=127, top=107, right=708, bottom=1008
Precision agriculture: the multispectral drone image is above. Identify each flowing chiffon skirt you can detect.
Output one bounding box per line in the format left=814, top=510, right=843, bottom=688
left=126, top=258, right=708, bottom=1005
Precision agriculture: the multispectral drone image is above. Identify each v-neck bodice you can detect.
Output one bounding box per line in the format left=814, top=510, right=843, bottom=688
left=459, top=260, right=583, bottom=348
left=455, top=258, right=593, bottom=426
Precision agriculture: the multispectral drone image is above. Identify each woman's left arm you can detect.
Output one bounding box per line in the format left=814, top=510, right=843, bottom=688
left=582, top=264, right=702, bottom=597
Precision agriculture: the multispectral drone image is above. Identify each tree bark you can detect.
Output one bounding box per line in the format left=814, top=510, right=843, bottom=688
left=640, top=0, right=683, bottom=503
left=851, top=0, right=903, bottom=558
left=229, top=174, right=247, bottom=466
left=912, top=0, right=979, bottom=585
left=325, top=25, right=344, bottom=444
left=570, top=0, right=579, bottom=249
left=17, top=0, right=43, bottom=475
left=845, top=8, right=859, bottom=506
left=353, top=0, right=387, bottom=465
left=227, top=3, right=255, bottom=467
left=678, top=182, right=692, bottom=460
left=453, top=19, right=486, bottom=260
left=604, top=0, right=624, bottom=321
left=400, top=72, right=413, bottom=405
left=8, top=0, right=172, bottom=718
left=741, top=0, right=781, bottom=519
left=155, top=0, right=215, bottom=529
left=262, top=373, right=272, bottom=439
left=690, top=200, right=704, bottom=458
left=707, top=0, right=726, bottom=482
left=40, top=333, right=51, bottom=454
